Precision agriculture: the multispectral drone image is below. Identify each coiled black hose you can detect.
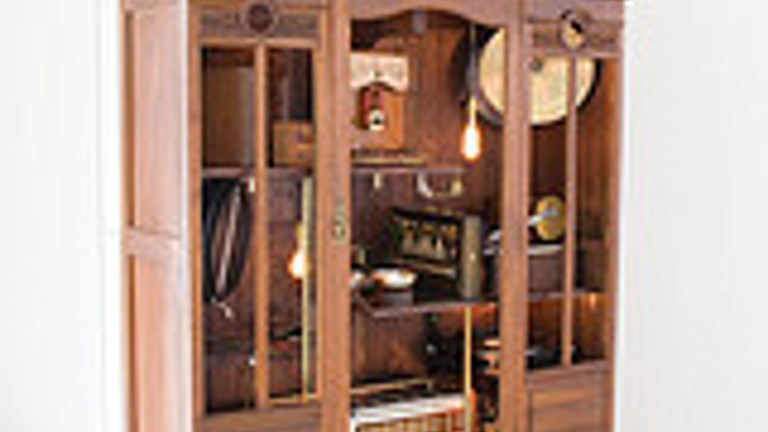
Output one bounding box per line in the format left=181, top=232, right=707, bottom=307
left=202, top=178, right=252, bottom=304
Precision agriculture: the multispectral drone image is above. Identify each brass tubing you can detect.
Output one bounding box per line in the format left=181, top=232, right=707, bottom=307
left=300, top=177, right=314, bottom=402
left=464, top=307, right=473, bottom=432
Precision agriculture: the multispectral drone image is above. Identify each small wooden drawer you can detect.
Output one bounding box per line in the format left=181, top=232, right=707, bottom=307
left=529, top=369, right=607, bottom=432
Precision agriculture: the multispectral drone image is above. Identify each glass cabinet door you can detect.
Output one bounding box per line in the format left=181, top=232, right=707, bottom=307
left=347, top=10, right=504, bottom=431
left=526, top=50, right=620, bottom=369
left=200, top=41, right=320, bottom=415
left=201, top=47, right=257, bottom=413
left=266, top=46, right=318, bottom=402
left=572, top=56, right=620, bottom=365
left=528, top=55, right=570, bottom=370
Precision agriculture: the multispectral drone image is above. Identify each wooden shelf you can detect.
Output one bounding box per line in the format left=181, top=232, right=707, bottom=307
left=529, top=287, right=604, bottom=302
left=202, top=164, right=463, bottom=180
left=202, top=165, right=307, bottom=180
left=351, top=164, right=464, bottom=176
left=529, top=243, right=563, bottom=256
left=353, top=291, right=494, bottom=319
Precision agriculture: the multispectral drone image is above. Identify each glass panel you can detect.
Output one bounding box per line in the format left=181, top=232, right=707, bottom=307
left=350, top=11, right=501, bottom=431
left=267, top=47, right=317, bottom=401
left=200, top=45, right=319, bottom=413
left=201, top=47, right=256, bottom=413
left=528, top=56, right=569, bottom=370
left=573, top=58, right=616, bottom=363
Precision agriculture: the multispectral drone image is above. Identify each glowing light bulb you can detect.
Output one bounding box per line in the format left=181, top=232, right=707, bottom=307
left=462, top=97, right=482, bottom=162
left=289, top=224, right=306, bottom=280
left=289, top=249, right=306, bottom=280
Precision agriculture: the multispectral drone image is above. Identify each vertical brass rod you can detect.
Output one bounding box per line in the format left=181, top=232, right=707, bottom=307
left=464, top=306, right=473, bottom=432
left=300, top=177, right=314, bottom=402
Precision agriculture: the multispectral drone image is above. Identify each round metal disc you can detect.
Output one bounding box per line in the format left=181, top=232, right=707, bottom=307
left=478, top=31, right=597, bottom=126
left=534, top=196, right=566, bottom=241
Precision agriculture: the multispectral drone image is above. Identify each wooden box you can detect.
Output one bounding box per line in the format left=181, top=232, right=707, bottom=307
left=272, top=121, right=314, bottom=167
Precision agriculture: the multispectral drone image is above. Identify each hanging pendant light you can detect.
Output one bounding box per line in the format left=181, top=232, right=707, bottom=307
left=462, top=23, right=483, bottom=162
left=462, top=96, right=482, bottom=161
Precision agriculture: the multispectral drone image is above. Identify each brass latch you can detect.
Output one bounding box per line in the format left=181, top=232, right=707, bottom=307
left=332, top=201, right=349, bottom=242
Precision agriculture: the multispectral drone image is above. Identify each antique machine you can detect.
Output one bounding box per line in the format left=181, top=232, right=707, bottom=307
left=121, top=0, right=624, bottom=431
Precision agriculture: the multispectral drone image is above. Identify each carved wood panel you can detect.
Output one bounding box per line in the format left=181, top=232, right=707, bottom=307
left=200, top=3, right=320, bottom=41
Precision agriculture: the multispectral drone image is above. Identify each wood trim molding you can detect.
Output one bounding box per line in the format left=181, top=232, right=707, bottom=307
left=197, top=404, right=321, bottom=432
left=498, top=3, right=530, bottom=432
left=350, top=0, right=512, bottom=25
left=124, top=0, right=184, bottom=12
left=124, top=227, right=183, bottom=263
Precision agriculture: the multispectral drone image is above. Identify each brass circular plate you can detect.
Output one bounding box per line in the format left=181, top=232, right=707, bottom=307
left=478, top=31, right=505, bottom=120
left=534, top=196, right=566, bottom=241
left=530, top=56, right=596, bottom=126
left=478, top=31, right=597, bottom=126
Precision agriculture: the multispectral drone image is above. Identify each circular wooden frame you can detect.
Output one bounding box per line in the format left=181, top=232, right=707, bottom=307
left=241, top=1, right=279, bottom=35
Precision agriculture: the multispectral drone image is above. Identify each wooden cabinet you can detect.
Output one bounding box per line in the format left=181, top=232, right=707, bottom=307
left=122, top=0, right=623, bottom=432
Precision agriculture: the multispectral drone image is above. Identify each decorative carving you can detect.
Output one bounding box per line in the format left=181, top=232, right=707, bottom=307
left=200, top=3, right=318, bottom=41
left=559, top=9, right=591, bottom=50
left=243, top=2, right=277, bottom=35
left=530, top=18, right=620, bottom=55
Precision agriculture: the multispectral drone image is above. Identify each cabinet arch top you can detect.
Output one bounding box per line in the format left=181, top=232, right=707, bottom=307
left=350, top=0, right=520, bottom=26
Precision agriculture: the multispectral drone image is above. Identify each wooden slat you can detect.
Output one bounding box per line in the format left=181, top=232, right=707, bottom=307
left=253, top=44, right=271, bottom=409
left=201, top=37, right=319, bottom=50
left=188, top=4, right=207, bottom=419
left=123, top=5, right=193, bottom=432
left=317, top=3, right=352, bottom=431
left=602, top=37, right=624, bottom=432
left=561, top=56, right=578, bottom=367
left=498, top=2, right=530, bottom=432
left=130, top=257, right=187, bottom=432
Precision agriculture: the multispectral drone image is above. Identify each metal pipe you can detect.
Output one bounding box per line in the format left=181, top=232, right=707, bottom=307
left=300, top=177, right=314, bottom=402
left=464, top=306, right=473, bottom=432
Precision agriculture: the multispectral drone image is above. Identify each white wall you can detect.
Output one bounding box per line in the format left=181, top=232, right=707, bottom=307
left=0, top=0, right=123, bottom=431
left=618, top=0, right=768, bottom=431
